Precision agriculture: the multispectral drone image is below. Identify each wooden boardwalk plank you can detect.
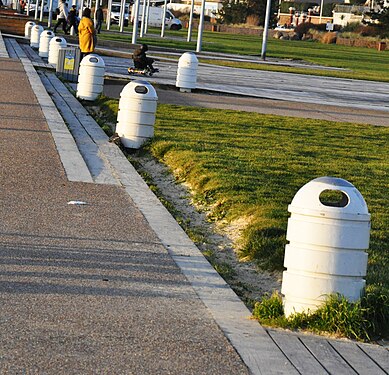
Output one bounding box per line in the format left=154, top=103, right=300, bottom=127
left=330, top=340, right=386, bottom=375
left=357, top=343, right=389, bottom=373
left=267, top=329, right=328, bottom=374
left=300, top=336, right=357, bottom=374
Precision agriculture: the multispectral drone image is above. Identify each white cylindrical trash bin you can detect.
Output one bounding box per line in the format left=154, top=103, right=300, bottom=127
left=25, top=21, right=36, bottom=39
left=30, top=25, right=44, bottom=49
left=176, top=52, right=198, bottom=93
left=116, top=80, right=158, bottom=149
left=76, top=54, right=105, bottom=101
left=281, top=176, right=370, bottom=317
left=39, top=30, right=55, bottom=58
left=48, top=37, right=67, bottom=66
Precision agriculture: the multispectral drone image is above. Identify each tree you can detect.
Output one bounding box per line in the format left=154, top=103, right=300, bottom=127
left=219, top=0, right=277, bottom=26
left=219, top=0, right=248, bottom=24
left=365, top=6, right=389, bottom=36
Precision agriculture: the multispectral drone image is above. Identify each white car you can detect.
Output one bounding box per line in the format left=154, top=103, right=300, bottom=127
left=110, top=3, right=129, bottom=26
left=131, top=5, right=182, bottom=30
left=274, top=25, right=295, bottom=31
left=25, top=0, right=56, bottom=15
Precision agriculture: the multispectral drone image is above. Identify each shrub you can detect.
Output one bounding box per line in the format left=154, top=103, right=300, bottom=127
left=253, top=291, right=284, bottom=322
left=246, top=14, right=260, bottom=26
left=315, top=23, right=330, bottom=32
left=361, top=285, right=389, bottom=339
left=295, top=22, right=314, bottom=37
left=321, top=32, right=337, bottom=44
left=357, top=25, right=381, bottom=37
left=342, top=21, right=361, bottom=32
left=219, top=0, right=248, bottom=24
left=253, top=289, right=389, bottom=341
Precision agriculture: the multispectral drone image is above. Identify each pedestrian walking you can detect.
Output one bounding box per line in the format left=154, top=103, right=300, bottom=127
left=54, top=0, right=69, bottom=34
left=66, top=4, right=78, bottom=35
left=95, top=7, right=103, bottom=34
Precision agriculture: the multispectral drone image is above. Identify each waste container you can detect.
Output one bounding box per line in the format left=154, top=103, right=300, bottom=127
left=39, top=30, right=55, bottom=58
left=25, top=21, right=35, bottom=39
left=30, top=24, right=44, bottom=49
left=76, top=54, right=105, bottom=101
left=48, top=37, right=67, bottom=66
left=176, top=52, right=198, bottom=92
left=56, top=47, right=81, bottom=82
left=116, top=80, right=158, bottom=149
left=281, top=176, right=370, bottom=317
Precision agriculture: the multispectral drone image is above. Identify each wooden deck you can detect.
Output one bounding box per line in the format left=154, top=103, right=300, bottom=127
left=267, top=328, right=389, bottom=374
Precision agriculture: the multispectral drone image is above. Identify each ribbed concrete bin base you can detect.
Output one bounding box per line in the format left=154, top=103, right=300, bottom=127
left=116, top=80, right=158, bottom=149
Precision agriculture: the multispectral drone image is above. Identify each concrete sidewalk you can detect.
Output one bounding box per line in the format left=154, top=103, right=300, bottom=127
left=0, top=43, right=253, bottom=373
left=1, top=33, right=389, bottom=374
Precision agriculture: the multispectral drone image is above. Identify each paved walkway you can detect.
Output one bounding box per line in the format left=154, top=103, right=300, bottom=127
left=103, top=79, right=389, bottom=128
left=1, top=33, right=388, bottom=374
left=97, top=48, right=389, bottom=113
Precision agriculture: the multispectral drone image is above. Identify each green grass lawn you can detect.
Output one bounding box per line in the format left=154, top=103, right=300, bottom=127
left=91, top=95, right=389, bottom=339
left=149, top=105, right=389, bottom=288
left=89, top=22, right=389, bottom=339
left=94, top=98, right=389, bottom=293
left=148, top=104, right=389, bottom=339
left=98, top=27, right=389, bottom=82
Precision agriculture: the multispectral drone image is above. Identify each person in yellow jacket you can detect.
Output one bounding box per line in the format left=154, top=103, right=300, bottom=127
left=78, top=8, right=96, bottom=59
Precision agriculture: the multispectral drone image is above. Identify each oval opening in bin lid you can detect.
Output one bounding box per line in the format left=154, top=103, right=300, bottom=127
left=135, top=85, right=148, bottom=94
left=33, top=25, right=43, bottom=30
left=41, top=30, right=53, bottom=36
left=120, top=80, right=158, bottom=100
left=319, top=189, right=349, bottom=208
left=288, top=176, right=370, bottom=221
left=49, top=37, right=67, bottom=48
left=81, top=54, right=105, bottom=67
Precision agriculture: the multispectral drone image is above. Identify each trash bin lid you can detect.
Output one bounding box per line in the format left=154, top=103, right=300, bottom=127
left=50, top=37, right=67, bottom=46
left=178, top=52, right=199, bottom=68
left=288, top=176, right=370, bottom=221
left=120, top=80, right=158, bottom=100
left=41, top=30, right=54, bottom=37
left=80, top=54, right=105, bottom=68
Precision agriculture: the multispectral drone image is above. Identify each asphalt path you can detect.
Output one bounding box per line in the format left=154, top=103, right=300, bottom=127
left=104, top=77, right=389, bottom=127
left=100, top=53, right=389, bottom=114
